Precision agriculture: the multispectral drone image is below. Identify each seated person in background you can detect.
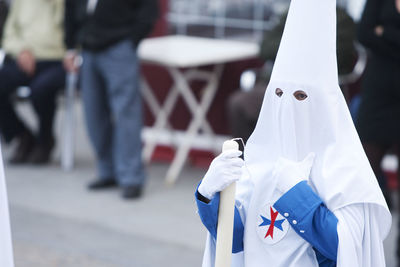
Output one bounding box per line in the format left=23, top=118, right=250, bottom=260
left=0, top=0, right=66, bottom=164
left=228, top=6, right=356, bottom=144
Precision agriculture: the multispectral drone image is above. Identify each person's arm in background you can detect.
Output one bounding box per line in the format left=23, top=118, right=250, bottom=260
left=64, top=0, right=79, bottom=52
left=2, top=0, right=22, bottom=51
left=131, top=0, right=159, bottom=47
left=357, top=0, right=400, bottom=60
left=2, top=0, right=36, bottom=75
left=63, top=0, right=79, bottom=73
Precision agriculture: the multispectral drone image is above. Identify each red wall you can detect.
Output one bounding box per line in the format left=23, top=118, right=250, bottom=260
left=141, top=0, right=263, bottom=165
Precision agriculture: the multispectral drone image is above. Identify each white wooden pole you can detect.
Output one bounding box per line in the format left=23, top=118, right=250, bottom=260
left=215, top=139, right=239, bottom=267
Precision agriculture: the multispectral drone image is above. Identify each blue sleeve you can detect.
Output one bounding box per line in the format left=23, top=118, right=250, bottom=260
left=195, top=188, right=244, bottom=253
left=274, top=181, right=338, bottom=263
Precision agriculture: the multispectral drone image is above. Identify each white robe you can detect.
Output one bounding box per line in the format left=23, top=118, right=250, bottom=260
left=201, top=177, right=389, bottom=267
left=0, top=147, right=14, bottom=267
left=200, top=0, right=391, bottom=265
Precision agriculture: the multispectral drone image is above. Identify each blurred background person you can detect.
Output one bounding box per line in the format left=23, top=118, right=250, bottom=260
left=64, top=0, right=158, bottom=199
left=0, top=0, right=66, bottom=164
left=228, top=6, right=356, bottom=144
left=0, top=0, right=9, bottom=43
left=356, top=0, right=400, bottom=260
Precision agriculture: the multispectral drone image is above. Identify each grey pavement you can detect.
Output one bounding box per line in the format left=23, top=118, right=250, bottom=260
left=3, top=100, right=399, bottom=267
left=5, top=101, right=206, bottom=267
left=7, top=162, right=206, bottom=267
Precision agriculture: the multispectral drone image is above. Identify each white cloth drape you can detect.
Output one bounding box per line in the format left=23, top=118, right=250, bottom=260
left=0, top=146, right=14, bottom=267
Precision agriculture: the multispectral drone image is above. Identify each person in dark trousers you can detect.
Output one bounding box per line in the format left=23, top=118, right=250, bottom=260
left=227, top=7, right=356, bottom=144
left=356, top=0, right=400, bottom=262
left=0, top=0, right=66, bottom=164
left=64, top=0, right=158, bottom=199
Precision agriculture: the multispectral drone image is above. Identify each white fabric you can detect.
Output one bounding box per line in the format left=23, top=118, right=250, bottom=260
left=273, top=153, right=315, bottom=194
left=0, top=147, right=14, bottom=267
left=335, top=204, right=387, bottom=267
left=198, top=150, right=244, bottom=200
left=241, top=165, right=320, bottom=266
left=201, top=0, right=391, bottom=266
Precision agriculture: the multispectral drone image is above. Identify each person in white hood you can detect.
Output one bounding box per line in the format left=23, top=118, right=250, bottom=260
left=0, top=147, right=14, bottom=267
left=195, top=0, right=391, bottom=266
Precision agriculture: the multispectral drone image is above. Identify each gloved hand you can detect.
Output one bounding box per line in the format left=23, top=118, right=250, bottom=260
left=273, top=153, right=315, bottom=194
left=198, top=150, right=244, bottom=200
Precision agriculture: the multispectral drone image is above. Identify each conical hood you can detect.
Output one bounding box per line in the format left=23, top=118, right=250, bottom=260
left=271, top=0, right=338, bottom=87
left=243, top=0, right=391, bottom=242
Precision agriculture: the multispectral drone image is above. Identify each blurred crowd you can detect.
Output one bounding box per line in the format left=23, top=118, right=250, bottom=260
left=0, top=0, right=158, bottom=199
left=0, top=0, right=399, bottom=264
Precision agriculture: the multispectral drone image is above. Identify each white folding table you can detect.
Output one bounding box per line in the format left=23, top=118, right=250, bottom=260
left=138, top=35, right=259, bottom=184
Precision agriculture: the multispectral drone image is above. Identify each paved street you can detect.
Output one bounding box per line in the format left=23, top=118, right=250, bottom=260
left=4, top=101, right=206, bottom=267
left=2, top=100, right=399, bottom=266
left=7, top=161, right=206, bottom=267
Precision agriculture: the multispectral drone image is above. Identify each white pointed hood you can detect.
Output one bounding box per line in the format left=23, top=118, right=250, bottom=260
left=201, top=0, right=391, bottom=266
left=245, top=0, right=390, bottom=235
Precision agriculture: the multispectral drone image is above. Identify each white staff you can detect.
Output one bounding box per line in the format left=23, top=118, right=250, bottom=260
left=215, top=139, right=240, bottom=267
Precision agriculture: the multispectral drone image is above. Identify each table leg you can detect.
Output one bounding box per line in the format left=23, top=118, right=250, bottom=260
left=142, top=82, right=180, bottom=162
left=172, top=69, right=215, bottom=135
left=141, top=69, right=218, bottom=162
left=165, top=65, right=224, bottom=184
left=140, top=78, right=162, bottom=120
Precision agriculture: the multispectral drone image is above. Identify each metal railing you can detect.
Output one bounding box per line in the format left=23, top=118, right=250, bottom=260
left=168, top=0, right=289, bottom=40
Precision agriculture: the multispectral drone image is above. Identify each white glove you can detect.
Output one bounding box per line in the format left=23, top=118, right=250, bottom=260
left=198, top=150, right=244, bottom=200
left=273, top=153, right=315, bottom=194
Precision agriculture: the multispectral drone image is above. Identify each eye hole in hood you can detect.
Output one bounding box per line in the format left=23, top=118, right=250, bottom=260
left=275, top=88, right=283, bottom=97
left=293, top=90, right=308, bottom=101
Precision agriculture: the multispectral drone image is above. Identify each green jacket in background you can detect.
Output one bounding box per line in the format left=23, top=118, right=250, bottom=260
left=2, top=0, right=65, bottom=60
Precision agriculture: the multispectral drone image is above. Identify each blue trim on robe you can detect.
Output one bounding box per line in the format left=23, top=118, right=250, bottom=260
left=195, top=189, right=244, bottom=253
left=274, top=181, right=338, bottom=264
left=195, top=181, right=339, bottom=265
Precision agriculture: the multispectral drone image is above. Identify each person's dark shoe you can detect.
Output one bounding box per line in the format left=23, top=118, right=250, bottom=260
left=121, top=185, right=143, bottom=199
left=29, top=138, right=55, bottom=165
left=9, top=130, right=36, bottom=164
left=87, top=178, right=117, bottom=190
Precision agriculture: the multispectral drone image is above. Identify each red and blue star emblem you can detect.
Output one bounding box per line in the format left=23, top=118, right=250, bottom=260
left=259, top=207, right=286, bottom=239
left=257, top=204, right=289, bottom=245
